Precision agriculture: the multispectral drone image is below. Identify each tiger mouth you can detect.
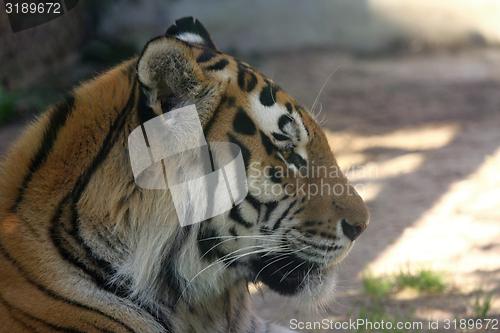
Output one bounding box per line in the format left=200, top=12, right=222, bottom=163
left=250, top=253, right=321, bottom=295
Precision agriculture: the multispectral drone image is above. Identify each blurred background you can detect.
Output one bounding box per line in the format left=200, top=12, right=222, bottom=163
left=1, top=1, right=499, bottom=331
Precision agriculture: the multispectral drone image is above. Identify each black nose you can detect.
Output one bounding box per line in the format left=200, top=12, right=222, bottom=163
left=341, top=219, right=365, bottom=241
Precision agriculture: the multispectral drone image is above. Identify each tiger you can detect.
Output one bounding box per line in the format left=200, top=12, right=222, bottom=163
left=0, top=17, right=369, bottom=333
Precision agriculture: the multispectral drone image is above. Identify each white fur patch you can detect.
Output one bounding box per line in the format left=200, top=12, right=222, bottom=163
left=248, top=93, right=309, bottom=163
left=249, top=94, right=288, bottom=143
left=176, top=32, right=205, bottom=45
left=239, top=200, right=259, bottom=224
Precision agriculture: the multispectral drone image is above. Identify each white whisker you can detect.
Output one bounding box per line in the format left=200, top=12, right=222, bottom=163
left=279, top=261, right=306, bottom=283
left=310, top=66, right=340, bottom=116
left=198, top=236, right=282, bottom=261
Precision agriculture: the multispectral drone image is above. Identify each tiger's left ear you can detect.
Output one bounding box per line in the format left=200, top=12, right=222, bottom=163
left=138, top=36, right=205, bottom=101
left=137, top=17, right=223, bottom=123
left=165, top=16, right=217, bottom=50
left=137, top=34, right=224, bottom=124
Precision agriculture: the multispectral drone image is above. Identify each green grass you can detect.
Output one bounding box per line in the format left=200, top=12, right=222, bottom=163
left=358, top=270, right=445, bottom=332
left=394, top=269, right=446, bottom=293
left=362, top=274, right=393, bottom=299
left=362, top=269, right=446, bottom=299
left=472, top=293, right=493, bottom=318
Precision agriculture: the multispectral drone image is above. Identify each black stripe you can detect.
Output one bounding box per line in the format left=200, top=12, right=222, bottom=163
left=49, top=80, right=139, bottom=295
left=229, top=206, right=253, bottom=228
left=41, top=79, right=144, bottom=332
left=245, top=194, right=262, bottom=213
left=205, top=58, right=229, bottom=71
left=278, top=114, right=293, bottom=132
left=12, top=95, right=75, bottom=211
left=50, top=199, right=127, bottom=297
left=197, top=224, right=226, bottom=261
left=225, top=95, right=236, bottom=107
left=0, top=295, right=40, bottom=332
left=0, top=242, right=136, bottom=333
left=137, top=88, right=157, bottom=124
left=91, top=324, right=116, bottom=333
left=49, top=82, right=137, bottom=280
left=237, top=64, right=257, bottom=92
left=233, top=108, right=256, bottom=135
left=263, top=201, right=278, bottom=222
left=259, top=83, right=278, bottom=107
left=271, top=132, right=290, bottom=141
left=259, top=131, right=277, bottom=155
left=71, top=82, right=137, bottom=201
left=227, top=134, right=251, bottom=169
left=196, top=48, right=217, bottom=63
left=159, top=225, right=192, bottom=306
left=49, top=78, right=174, bottom=332
left=268, top=166, right=282, bottom=184
left=287, top=152, right=307, bottom=169
left=0, top=294, right=84, bottom=333
left=272, top=200, right=297, bottom=230
left=203, top=94, right=229, bottom=137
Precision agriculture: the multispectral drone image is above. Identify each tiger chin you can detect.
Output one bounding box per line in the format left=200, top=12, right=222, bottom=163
left=0, top=17, right=368, bottom=333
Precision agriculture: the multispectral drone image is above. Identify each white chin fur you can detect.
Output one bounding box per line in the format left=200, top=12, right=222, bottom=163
left=305, top=271, right=336, bottom=301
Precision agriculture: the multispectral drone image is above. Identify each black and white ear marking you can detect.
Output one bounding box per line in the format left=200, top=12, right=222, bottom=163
left=165, top=17, right=217, bottom=50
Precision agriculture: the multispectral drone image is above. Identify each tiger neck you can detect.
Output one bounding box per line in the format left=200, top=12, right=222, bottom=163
left=79, top=170, right=250, bottom=309
left=174, top=280, right=259, bottom=332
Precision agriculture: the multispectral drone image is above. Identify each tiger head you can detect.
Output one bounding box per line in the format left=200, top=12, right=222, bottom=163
left=135, top=17, right=369, bottom=302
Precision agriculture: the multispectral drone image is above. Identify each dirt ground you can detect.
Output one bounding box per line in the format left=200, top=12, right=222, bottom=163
left=251, top=49, right=500, bottom=331
left=1, top=49, right=499, bottom=331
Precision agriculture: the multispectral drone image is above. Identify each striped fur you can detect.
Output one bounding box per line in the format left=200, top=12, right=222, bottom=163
left=0, top=18, right=368, bottom=332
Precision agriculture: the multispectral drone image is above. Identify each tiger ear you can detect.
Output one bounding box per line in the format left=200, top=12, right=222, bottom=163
left=137, top=35, right=224, bottom=124
left=165, top=17, right=217, bottom=50
left=137, top=36, right=207, bottom=105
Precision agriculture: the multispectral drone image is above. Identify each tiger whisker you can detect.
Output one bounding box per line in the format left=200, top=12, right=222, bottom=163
left=266, top=246, right=310, bottom=282
left=310, top=66, right=340, bottom=116
left=252, top=254, right=291, bottom=283
left=216, top=245, right=290, bottom=275
left=299, top=265, right=315, bottom=289
left=279, top=261, right=306, bottom=283
left=192, top=245, right=286, bottom=287
left=175, top=245, right=284, bottom=306
left=198, top=236, right=283, bottom=261
left=197, top=234, right=284, bottom=242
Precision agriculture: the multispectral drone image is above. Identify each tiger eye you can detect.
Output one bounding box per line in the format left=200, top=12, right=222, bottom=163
left=280, top=145, right=294, bottom=160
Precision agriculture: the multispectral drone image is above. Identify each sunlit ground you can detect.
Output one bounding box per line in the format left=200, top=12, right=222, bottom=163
left=327, top=123, right=500, bottom=290
left=364, top=146, right=500, bottom=286
left=253, top=49, right=500, bottom=331
left=328, top=124, right=500, bottom=317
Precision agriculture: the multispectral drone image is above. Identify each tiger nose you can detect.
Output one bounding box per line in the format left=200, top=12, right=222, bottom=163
left=341, top=218, right=366, bottom=241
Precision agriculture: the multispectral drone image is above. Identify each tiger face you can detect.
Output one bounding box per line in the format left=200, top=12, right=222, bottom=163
left=138, top=18, right=369, bottom=298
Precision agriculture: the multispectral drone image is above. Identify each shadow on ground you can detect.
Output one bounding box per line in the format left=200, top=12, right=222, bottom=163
left=253, top=49, right=500, bottom=331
